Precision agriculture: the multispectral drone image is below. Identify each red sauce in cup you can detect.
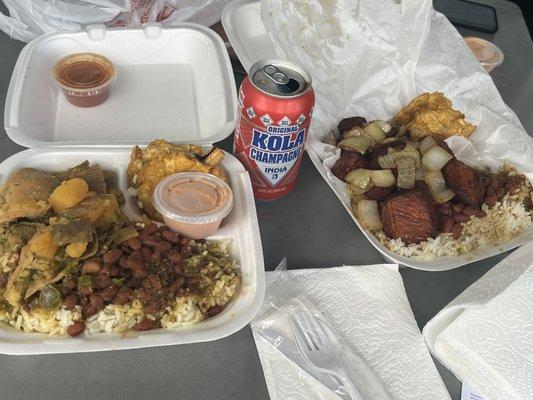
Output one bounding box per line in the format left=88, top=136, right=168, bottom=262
left=53, top=53, right=116, bottom=107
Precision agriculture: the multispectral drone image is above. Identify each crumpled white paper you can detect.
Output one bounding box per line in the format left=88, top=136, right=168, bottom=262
left=258, top=0, right=533, bottom=269
left=260, top=0, right=533, bottom=177
left=423, top=242, right=533, bottom=400
left=253, top=266, right=451, bottom=400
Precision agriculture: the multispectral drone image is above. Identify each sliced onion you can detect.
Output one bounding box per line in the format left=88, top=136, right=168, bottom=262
left=422, top=145, right=454, bottom=171
left=344, top=168, right=372, bottom=189
left=425, top=170, right=447, bottom=194
left=419, top=136, right=437, bottom=155
left=395, top=156, right=416, bottom=189
left=363, top=121, right=387, bottom=143
left=371, top=169, right=395, bottom=187
left=378, top=152, right=397, bottom=169
left=407, top=140, right=420, bottom=149
left=415, top=166, right=425, bottom=181
left=338, top=136, right=373, bottom=154
left=343, top=126, right=365, bottom=139
left=433, top=188, right=456, bottom=204
left=380, top=137, right=398, bottom=145
left=424, top=170, right=456, bottom=203
left=373, top=120, right=392, bottom=134
left=357, top=199, right=383, bottom=231
left=401, top=144, right=422, bottom=166
left=348, top=183, right=372, bottom=196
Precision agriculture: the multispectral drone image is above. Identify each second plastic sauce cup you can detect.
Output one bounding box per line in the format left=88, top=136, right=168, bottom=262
left=152, top=172, right=234, bottom=239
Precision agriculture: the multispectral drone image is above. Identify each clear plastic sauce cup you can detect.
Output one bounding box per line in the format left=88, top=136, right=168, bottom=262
left=464, top=37, right=504, bottom=73
left=53, top=53, right=116, bottom=107
left=152, top=172, right=234, bottom=239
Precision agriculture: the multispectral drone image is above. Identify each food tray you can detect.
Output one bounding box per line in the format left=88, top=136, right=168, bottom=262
left=221, top=0, right=533, bottom=271
left=4, top=23, right=237, bottom=147
left=0, top=23, right=264, bottom=353
left=0, top=148, right=264, bottom=354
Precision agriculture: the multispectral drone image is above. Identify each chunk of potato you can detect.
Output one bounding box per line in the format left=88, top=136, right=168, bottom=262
left=29, top=230, right=57, bottom=260
left=65, top=241, right=88, bottom=258
left=49, top=178, right=89, bottom=213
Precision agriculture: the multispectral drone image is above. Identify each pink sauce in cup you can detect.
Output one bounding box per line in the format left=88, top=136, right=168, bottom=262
left=464, top=37, right=504, bottom=73
left=152, top=172, right=233, bottom=239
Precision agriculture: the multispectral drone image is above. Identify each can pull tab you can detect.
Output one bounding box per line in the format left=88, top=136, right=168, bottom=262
left=262, top=65, right=289, bottom=85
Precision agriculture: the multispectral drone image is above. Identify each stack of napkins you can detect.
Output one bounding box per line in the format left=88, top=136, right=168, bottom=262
left=424, top=242, right=533, bottom=400
left=252, top=265, right=450, bottom=400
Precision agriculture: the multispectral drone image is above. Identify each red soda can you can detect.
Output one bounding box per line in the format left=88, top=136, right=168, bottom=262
left=233, top=59, right=315, bottom=200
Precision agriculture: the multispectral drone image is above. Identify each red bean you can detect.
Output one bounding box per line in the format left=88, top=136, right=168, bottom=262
left=126, top=256, right=145, bottom=271
left=169, top=277, right=185, bottom=294
left=462, top=206, right=479, bottom=217
left=496, top=187, right=506, bottom=198
left=103, top=249, right=123, bottom=264
left=127, top=237, right=142, bottom=250
left=441, top=217, right=454, bottom=233
left=475, top=210, right=487, bottom=218
left=452, top=224, right=463, bottom=239
left=161, top=230, right=181, bottom=244
left=158, top=225, right=170, bottom=233
left=155, top=241, right=172, bottom=254
left=134, top=317, right=155, bottom=331
left=90, top=293, right=104, bottom=311
left=62, top=294, right=78, bottom=310
left=167, top=250, right=182, bottom=264
left=484, top=195, right=498, bottom=207
left=452, top=204, right=464, bottom=213
left=141, top=236, right=162, bottom=248
left=132, top=267, right=148, bottom=280
left=67, top=321, right=86, bottom=337
left=180, top=237, right=191, bottom=247
left=93, top=275, right=112, bottom=289
left=113, top=289, right=132, bottom=305
left=82, top=304, right=97, bottom=319
left=453, top=213, right=470, bottom=223
left=141, top=247, right=152, bottom=260
left=82, top=260, right=101, bottom=274
left=109, top=264, right=121, bottom=277
left=100, top=286, right=118, bottom=302
left=144, top=274, right=162, bottom=290
left=118, top=255, right=129, bottom=269
left=206, top=305, right=223, bottom=317
left=180, top=246, right=192, bottom=258
left=143, top=223, right=158, bottom=235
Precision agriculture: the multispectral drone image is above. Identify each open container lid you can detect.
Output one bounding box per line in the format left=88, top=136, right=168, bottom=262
left=4, top=23, right=237, bottom=148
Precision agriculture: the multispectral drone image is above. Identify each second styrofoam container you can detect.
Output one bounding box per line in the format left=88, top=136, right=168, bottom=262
left=5, top=23, right=237, bottom=147
left=221, top=0, right=533, bottom=271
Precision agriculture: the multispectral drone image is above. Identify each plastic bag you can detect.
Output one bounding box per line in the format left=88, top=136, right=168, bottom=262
left=0, top=0, right=232, bottom=42
left=251, top=259, right=392, bottom=400
left=0, top=0, right=128, bottom=41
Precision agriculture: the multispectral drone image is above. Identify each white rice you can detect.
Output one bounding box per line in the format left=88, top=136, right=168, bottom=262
left=377, top=190, right=532, bottom=260
left=0, top=240, right=241, bottom=336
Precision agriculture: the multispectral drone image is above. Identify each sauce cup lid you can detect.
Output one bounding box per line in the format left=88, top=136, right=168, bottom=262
left=464, top=36, right=504, bottom=68
left=152, top=172, right=234, bottom=224
left=53, top=52, right=116, bottom=96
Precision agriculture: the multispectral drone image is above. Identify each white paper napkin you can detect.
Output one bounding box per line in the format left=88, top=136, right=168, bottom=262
left=252, top=265, right=451, bottom=400
left=423, top=242, right=533, bottom=400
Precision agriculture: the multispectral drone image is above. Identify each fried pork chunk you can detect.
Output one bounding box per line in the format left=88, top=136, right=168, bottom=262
left=442, top=159, right=488, bottom=207
left=380, top=189, right=437, bottom=244
left=331, top=152, right=369, bottom=181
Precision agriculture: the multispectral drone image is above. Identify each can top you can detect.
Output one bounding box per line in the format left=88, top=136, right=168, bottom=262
left=249, top=58, right=311, bottom=98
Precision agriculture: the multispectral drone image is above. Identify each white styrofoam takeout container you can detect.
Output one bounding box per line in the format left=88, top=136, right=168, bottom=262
left=0, top=23, right=265, bottom=354
left=221, top=0, right=533, bottom=271
left=5, top=23, right=237, bottom=147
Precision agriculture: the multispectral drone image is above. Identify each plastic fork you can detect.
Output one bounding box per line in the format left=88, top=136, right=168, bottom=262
left=291, top=311, right=366, bottom=400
